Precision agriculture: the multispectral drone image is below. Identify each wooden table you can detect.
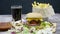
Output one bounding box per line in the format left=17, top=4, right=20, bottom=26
left=0, top=14, right=60, bottom=34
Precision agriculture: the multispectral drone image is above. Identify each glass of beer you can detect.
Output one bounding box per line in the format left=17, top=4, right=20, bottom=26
left=11, top=5, right=22, bottom=21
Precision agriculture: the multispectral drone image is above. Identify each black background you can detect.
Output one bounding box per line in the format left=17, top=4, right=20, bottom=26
left=0, top=0, right=60, bottom=14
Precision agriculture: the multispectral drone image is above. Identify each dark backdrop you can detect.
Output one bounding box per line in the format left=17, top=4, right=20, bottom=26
left=0, top=0, right=60, bottom=14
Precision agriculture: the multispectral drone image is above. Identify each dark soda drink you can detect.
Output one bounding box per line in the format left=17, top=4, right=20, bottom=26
left=11, top=5, right=22, bottom=21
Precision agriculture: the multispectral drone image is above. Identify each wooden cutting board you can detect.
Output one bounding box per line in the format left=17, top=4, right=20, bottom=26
left=0, top=22, right=12, bottom=31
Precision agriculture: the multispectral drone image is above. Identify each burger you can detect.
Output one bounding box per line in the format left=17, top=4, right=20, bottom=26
left=26, top=13, right=56, bottom=32
left=26, top=13, right=43, bottom=26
